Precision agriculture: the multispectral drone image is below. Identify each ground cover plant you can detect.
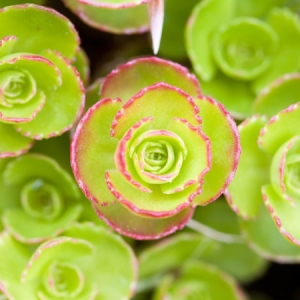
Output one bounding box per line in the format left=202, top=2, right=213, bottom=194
left=0, top=0, right=300, bottom=299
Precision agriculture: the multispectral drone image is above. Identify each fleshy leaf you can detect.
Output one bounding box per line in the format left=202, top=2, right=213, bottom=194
left=200, top=71, right=255, bottom=119
left=106, top=169, right=199, bottom=217
left=3, top=205, right=82, bottom=243
left=157, top=262, right=246, bottom=300
left=192, top=96, right=240, bottom=205
left=225, top=115, right=270, bottom=218
left=253, top=73, right=300, bottom=119
left=258, top=102, right=300, bottom=156
left=185, top=0, right=235, bottom=81
left=0, top=4, right=79, bottom=60
left=110, top=83, right=200, bottom=139
left=63, top=0, right=149, bottom=34
left=262, top=184, right=300, bottom=246
left=241, top=203, right=300, bottom=262
left=15, top=50, right=84, bottom=139
left=71, top=98, right=121, bottom=206
left=0, top=122, right=33, bottom=157
left=235, top=0, right=287, bottom=17
left=252, top=8, right=300, bottom=93
left=0, top=232, right=33, bottom=299
left=100, top=56, right=201, bottom=102
left=0, top=36, right=18, bottom=58
left=94, top=200, right=194, bottom=240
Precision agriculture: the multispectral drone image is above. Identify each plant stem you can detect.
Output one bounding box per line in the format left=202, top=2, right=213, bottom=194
left=187, top=219, right=244, bottom=244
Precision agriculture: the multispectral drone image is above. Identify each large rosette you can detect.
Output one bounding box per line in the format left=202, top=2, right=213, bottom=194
left=71, top=57, right=240, bottom=239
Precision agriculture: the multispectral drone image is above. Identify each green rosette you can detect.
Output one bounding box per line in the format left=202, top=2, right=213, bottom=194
left=0, top=223, right=137, bottom=299
left=226, top=101, right=300, bottom=250
left=71, top=57, right=240, bottom=240
left=152, top=261, right=246, bottom=300
left=0, top=5, right=84, bottom=157
left=0, top=153, right=82, bottom=243
left=186, top=0, right=300, bottom=118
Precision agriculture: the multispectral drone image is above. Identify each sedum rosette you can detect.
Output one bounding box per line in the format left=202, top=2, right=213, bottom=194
left=151, top=261, right=246, bottom=300
left=71, top=57, right=240, bottom=240
left=0, top=4, right=84, bottom=157
left=0, top=153, right=82, bottom=243
left=0, top=223, right=137, bottom=299
left=226, top=82, right=300, bottom=251
left=186, top=0, right=300, bottom=118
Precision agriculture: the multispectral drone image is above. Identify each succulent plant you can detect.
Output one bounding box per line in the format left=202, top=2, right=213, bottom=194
left=0, top=153, right=82, bottom=243
left=186, top=0, right=300, bottom=118
left=0, top=223, right=137, bottom=299
left=151, top=261, right=246, bottom=300
left=71, top=56, right=240, bottom=240
left=0, top=4, right=84, bottom=157
left=225, top=74, right=300, bottom=254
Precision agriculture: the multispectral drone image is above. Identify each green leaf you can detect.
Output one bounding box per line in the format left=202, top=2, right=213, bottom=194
left=0, top=233, right=33, bottom=299
left=235, top=0, right=287, bottom=17
left=94, top=200, right=194, bottom=239
left=252, top=8, right=300, bottom=93
left=71, top=98, right=121, bottom=206
left=110, top=83, right=200, bottom=140
left=200, top=71, right=255, bottom=119
left=185, top=0, right=235, bottom=81
left=241, top=203, right=300, bottom=262
left=258, top=102, right=300, bottom=155
left=225, top=115, right=270, bottom=218
left=157, top=261, right=246, bottom=300
left=3, top=205, right=82, bottom=243
left=0, top=122, right=33, bottom=157
left=192, top=96, right=240, bottom=205
left=254, top=73, right=300, bottom=118
left=262, top=184, right=300, bottom=245
left=106, top=169, right=199, bottom=216
left=63, top=0, right=149, bottom=34
left=0, top=4, right=79, bottom=59
left=100, top=56, right=201, bottom=102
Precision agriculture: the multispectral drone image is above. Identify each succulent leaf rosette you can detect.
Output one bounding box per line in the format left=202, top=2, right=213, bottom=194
left=0, top=153, right=82, bottom=243
left=71, top=57, right=240, bottom=240
left=0, top=4, right=84, bottom=157
left=151, top=262, right=246, bottom=300
left=186, top=0, right=300, bottom=118
left=0, top=223, right=137, bottom=299
left=62, top=0, right=150, bottom=34
left=226, top=99, right=300, bottom=247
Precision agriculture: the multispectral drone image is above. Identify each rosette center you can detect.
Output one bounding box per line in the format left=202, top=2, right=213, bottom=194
left=0, top=69, right=36, bottom=107
left=212, top=18, right=278, bottom=80
left=44, top=262, right=84, bottom=298
left=21, top=179, right=63, bottom=220
left=129, top=130, right=187, bottom=184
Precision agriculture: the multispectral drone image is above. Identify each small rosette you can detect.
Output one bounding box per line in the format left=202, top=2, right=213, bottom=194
left=0, top=223, right=137, bottom=300
left=0, top=153, right=82, bottom=243
left=0, top=5, right=84, bottom=157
